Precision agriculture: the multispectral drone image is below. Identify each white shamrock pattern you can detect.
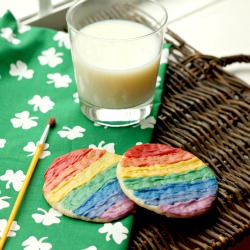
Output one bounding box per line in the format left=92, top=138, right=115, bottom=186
left=133, top=116, right=156, bottom=129
left=28, top=95, right=55, bottom=113
left=0, top=138, right=6, bottom=148
left=136, top=142, right=143, bottom=145
left=58, top=126, right=86, bottom=140
left=160, top=47, right=169, bottom=64
left=98, top=222, right=129, bottom=244
left=11, top=111, right=38, bottom=129
left=9, top=60, right=34, bottom=80
left=0, top=27, right=20, bottom=44
left=0, top=191, right=10, bottom=210
left=22, top=236, right=52, bottom=250
left=156, top=76, right=161, bottom=87
left=0, top=169, right=25, bottom=191
left=0, top=219, right=20, bottom=237
left=73, top=92, right=79, bottom=103
left=38, top=48, right=63, bottom=68
left=23, top=142, right=51, bottom=159
left=53, top=31, right=70, bottom=49
left=32, top=208, right=62, bottom=226
left=47, top=73, right=72, bottom=88
left=82, top=247, right=97, bottom=250
left=89, top=141, right=115, bottom=153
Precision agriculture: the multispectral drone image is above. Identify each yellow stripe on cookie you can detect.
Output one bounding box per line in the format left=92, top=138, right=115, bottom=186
left=46, top=152, right=121, bottom=204
left=119, top=157, right=205, bottom=178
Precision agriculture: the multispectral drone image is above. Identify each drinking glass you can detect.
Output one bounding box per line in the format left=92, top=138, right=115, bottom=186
left=66, top=0, right=168, bottom=127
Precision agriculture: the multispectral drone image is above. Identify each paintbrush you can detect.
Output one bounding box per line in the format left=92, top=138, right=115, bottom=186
left=0, top=117, right=56, bottom=250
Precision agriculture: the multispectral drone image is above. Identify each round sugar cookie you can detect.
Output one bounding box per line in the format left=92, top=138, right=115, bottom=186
left=117, top=143, right=218, bottom=218
left=43, top=148, right=136, bottom=222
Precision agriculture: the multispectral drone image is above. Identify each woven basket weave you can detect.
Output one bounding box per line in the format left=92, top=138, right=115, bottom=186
left=129, top=29, right=250, bottom=250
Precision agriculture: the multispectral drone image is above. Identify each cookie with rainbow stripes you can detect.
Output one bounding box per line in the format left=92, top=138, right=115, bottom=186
left=43, top=148, right=136, bottom=222
left=117, top=144, right=218, bottom=218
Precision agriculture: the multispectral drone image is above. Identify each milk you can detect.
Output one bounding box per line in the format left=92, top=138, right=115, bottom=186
left=71, top=20, right=161, bottom=109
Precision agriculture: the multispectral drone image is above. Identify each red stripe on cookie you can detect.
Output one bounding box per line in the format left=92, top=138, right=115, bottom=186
left=124, top=144, right=186, bottom=158
left=121, top=150, right=194, bottom=167
left=44, top=149, right=92, bottom=180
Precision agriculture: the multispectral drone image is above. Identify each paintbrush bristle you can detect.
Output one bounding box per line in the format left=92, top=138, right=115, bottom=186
left=47, top=117, right=56, bottom=127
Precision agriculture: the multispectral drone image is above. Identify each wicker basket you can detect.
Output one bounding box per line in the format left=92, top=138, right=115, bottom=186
left=129, top=29, right=250, bottom=250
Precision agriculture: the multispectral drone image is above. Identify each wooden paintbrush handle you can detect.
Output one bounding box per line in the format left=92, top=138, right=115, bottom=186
left=0, top=144, right=44, bottom=250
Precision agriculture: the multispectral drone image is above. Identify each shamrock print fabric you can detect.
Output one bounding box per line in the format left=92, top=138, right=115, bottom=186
left=0, top=11, right=171, bottom=250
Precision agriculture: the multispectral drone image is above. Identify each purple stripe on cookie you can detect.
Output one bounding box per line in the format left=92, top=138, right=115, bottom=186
left=98, top=197, right=136, bottom=221
left=159, top=195, right=216, bottom=217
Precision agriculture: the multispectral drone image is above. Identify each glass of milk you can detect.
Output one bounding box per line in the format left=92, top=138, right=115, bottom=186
left=66, top=0, right=167, bottom=127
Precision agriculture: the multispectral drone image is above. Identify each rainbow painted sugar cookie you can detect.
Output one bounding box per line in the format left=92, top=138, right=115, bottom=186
left=117, top=144, right=218, bottom=218
left=43, top=148, right=136, bottom=222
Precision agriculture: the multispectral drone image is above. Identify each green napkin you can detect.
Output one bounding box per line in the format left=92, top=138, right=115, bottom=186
left=0, top=11, right=171, bottom=250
